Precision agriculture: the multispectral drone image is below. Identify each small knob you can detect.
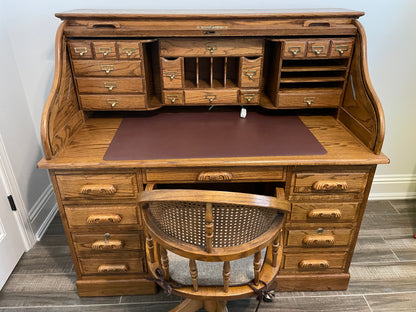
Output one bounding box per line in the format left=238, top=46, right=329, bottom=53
left=104, top=233, right=111, bottom=244
left=317, top=228, right=324, bottom=234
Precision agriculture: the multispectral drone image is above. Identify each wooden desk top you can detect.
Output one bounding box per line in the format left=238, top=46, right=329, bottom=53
left=38, top=115, right=389, bottom=169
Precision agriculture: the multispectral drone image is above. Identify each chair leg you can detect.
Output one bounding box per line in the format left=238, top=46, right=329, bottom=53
left=169, top=298, right=203, bottom=312
left=203, top=300, right=228, bottom=312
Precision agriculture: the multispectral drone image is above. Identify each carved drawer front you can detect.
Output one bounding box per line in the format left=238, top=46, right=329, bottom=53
left=80, top=95, right=146, bottom=110
left=160, top=57, right=184, bottom=89
left=285, top=228, right=352, bottom=248
left=56, top=173, right=138, bottom=202
left=329, top=38, right=355, bottom=58
left=290, top=171, right=369, bottom=200
left=184, top=90, right=238, bottom=105
left=282, top=40, right=307, bottom=58
left=277, top=90, right=342, bottom=109
left=76, top=77, right=144, bottom=94
left=92, top=41, right=117, bottom=59
left=239, top=90, right=260, bottom=105
left=65, top=204, right=141, bottom=230
left=282, top=252, right=347, bottom=273
left=117, top=41, right=142, bottom=59
left=306, top=40, right=330, bottom=58
left=290, top=202, right=359, bottom=222
left=239, top=56, right=262, bottom=88
left=72, top=60, right=143, bottom=77
left=144, top=166, right=285, bottom=183
left=160, top=38, right=264, bottom=57
left=73, top=232, right=145, bottom=257
left=162, top=91, right=184, bottom=105
left=79, top=254, right=147, bottom=275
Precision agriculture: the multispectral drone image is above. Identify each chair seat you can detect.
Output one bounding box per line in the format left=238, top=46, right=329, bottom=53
left=167, top=249, right=266, bottom=286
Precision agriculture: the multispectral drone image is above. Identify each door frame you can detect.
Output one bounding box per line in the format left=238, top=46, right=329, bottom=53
left=0, top=132, right=36, bottom=250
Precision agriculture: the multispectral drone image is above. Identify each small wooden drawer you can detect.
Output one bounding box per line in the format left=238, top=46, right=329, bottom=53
left=68, top=41, right=93, bottom=59
left=240, top=56, right=262, bottom=88
left=79, top=255, right=147, bottom=275
left=73, top=232, right=145, bottom=256
left=306, top=40, right=330, bottom=58
left=289, top=170, right=369, bottom=200
left=239, top=90, right=260, bottom=105
left=278, top=90, right=342, bottom=109
left=329, top=38, right=355, bottom=58
left=161, top=57, right=184, bottom=89
left=144, top=166, right=285, bottom=183
left=76, top=77, right=144, bottom=94
left=80, top=95, right=146, bottom=110
left=184, top=90, right=238, bottom=105
left=72, top=60, right=143, bottom=77
left=282, top=252, right=347, bottom=273
left=290, top=202, right=359, bottom=222
left=282, top=40, right=307, bottom=58
left=92, top=41, right=117, bottom=59
left=162, top=91, right=184, bottom=105
left=117, top=41, right=142, bottom=59
left=56, top=173, right=138, bottom=202
left=65, top=204, right=141, bottom=230
left=285, top=228, right=353, bottom=248
left=160, top=38, right=264, bottom=57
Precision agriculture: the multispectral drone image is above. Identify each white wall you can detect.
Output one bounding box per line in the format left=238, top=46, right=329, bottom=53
left=0, top=0, right=414, bottom=237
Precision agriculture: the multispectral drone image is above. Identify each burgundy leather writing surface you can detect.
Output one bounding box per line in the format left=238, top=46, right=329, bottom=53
left=104, top=112, right=327, bottom=161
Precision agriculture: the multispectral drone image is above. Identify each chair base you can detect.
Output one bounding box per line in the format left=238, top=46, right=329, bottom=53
left=170, top=298, right=228, bottom=312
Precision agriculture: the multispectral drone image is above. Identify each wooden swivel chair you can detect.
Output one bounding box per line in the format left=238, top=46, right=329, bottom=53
left=139, top=184, right=290, bottom=312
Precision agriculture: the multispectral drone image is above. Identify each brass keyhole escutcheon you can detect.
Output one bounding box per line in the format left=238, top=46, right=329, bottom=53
left=104, top=233, right=111, bottom=244
left=98, top=47, right=112, bottom=56
left=311, top=46, right=325, bottom=55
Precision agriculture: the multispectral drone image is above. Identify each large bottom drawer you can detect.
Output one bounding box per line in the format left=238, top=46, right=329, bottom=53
left=281, top=252, right=348, bottom=274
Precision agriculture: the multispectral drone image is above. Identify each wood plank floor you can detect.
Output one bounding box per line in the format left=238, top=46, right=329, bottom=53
left=1, top=199, right=415, bottom=311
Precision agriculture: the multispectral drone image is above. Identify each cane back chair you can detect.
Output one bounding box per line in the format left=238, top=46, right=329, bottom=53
left=139, top=184, right=290, bottom=312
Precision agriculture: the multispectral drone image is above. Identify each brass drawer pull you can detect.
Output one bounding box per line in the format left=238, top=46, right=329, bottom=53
left=308, top=209, right=342, bottom=220
left=165, top=71, right=178, bottom=81
left=166, top=95, right=178, bottom=104
left=74, top=47, right=88, bottom=56
left=298, top=260, right=329, bottom=270
left=87, top=214, right=122, bottom=224
left=288, top=46, right=301, bottom=56
left=104, top=82, right=117, bottom=91
left=197, top=171, right=233, bottom=181
left=122, top=47, right=136, bottom=56
left=106, top=99, right=119, bottom=108
left=80, top=184, right=117, bottom=195
left=304, top=97, right=315, bottom=107
left=206, top=44, right=217, bottom=54
left=97, top=264, right=128, bottom=273
left=335, top=45, right=349, bottom=55
left=311, top=46, right=325, bottom=55
left=302, top=235, right=335, bottom=248
left=205, top=94, right=217, bottom=103
left=92, top=239, right=124, bottom=250
left=98, top=47, right=112, bottom=56
left=312, top=180, right=348, bottom=192
left=100, top=65, right=114, bottom=74
left=243, top=94, right=255, bottom=103
left=244, top=70, right=257, bottom=80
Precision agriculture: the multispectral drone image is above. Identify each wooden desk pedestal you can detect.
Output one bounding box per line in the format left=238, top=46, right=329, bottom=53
left=39, top=10, right=388, bottom=296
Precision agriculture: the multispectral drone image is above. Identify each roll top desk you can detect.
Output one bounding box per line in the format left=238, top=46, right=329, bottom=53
left=38, top=9, right=389, bottom=296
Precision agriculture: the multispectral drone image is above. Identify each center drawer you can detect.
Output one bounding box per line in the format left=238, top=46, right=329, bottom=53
left=285, top=228, right=353, bottom=248
left=144, top=166, right=285, bottom=183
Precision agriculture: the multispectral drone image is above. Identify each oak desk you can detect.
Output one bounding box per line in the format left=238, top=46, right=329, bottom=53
left=38, top=9, right=388, bottom=296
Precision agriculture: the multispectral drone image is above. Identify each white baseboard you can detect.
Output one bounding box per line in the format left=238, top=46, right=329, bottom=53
left=28, top=184, right=58, bottom=240
left=369, top=174, right=416, bottom=200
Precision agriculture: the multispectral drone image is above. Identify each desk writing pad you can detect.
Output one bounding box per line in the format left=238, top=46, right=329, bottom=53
left=104, top=112, right=327, bottom=161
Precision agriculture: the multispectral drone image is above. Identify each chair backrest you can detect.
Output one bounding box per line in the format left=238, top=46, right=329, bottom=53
left=139, top=185, right=289, bottom=300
